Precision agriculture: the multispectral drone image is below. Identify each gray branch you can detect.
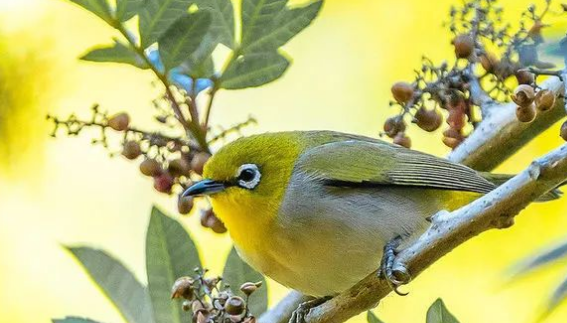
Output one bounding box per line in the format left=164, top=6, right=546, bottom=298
left=258, top=72, right=566, bottom=323
left=303, top=142, right=567, bottom=323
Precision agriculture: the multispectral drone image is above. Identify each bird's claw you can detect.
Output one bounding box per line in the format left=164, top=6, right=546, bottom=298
left=378, top=236, right=411, bottom=296
left=288, top=296, right=331, bottom=323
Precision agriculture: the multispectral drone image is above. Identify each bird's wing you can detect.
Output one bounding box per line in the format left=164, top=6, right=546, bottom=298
left=297, top=138, right=495, bottom=193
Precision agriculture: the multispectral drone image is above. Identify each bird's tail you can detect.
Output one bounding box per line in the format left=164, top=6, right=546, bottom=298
left=481, top=173, right=565, bottom=202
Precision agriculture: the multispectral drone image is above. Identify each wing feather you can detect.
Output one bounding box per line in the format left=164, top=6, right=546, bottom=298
left=297, top=138, right=495, bottom=193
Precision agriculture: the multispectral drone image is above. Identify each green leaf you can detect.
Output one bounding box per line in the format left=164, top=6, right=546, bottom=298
left=159, top=10, right=212, bottom=71
left=242, top=0, right=323, bottom=54
left=80, top=41, right=148, bottom=69
left=66, top=0, right=113, bottom=23
left=505, top=239, right=567, bottom=280
left=241, top=0, right=287, bottom=47
left=223, top=247, right=268, bottom=315
left=52, top=317, right=102, bottom=323
left=66, top=247, right=154, bottom=323
left=195, top=0, right=235, bottom=48
left=219, top=51, right=290, bottom=89
left=366, top=311, right=386, bottom=323
left=426, top=299, right=460, bottom=323
left=146, top=206, right=202, bottom=323
left=116, top=0, right=143, bottom=22
left=138, top=0, right=193, bottom=47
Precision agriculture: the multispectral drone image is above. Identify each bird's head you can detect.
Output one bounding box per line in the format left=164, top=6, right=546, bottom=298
left=182, top=132, right=308, bottom=239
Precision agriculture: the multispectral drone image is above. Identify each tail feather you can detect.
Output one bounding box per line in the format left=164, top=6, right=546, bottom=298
left=480, top=173, right=564, bottom=202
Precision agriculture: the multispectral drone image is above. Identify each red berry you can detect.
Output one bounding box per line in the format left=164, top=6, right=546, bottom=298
left=154, top=172, right=174, bottom=194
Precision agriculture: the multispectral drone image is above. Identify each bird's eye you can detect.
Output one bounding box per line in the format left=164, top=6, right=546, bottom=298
left=236, top=164, right=261, bottom=190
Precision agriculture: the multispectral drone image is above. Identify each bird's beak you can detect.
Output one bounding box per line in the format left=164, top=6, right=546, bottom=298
left=181, top=179, right=225, bottom=197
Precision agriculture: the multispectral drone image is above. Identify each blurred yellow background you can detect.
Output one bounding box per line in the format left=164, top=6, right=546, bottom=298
left=1, top=0, right=567, bottom=322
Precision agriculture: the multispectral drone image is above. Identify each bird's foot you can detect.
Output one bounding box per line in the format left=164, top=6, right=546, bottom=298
left=378, top=236, right=411, bottom=296
left=289, top=296, right=332, bottom=323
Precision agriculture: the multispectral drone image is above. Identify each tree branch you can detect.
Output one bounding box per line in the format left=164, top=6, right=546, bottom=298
left=448, top=75, right=566, bottom=170
left=304, top=142, right=567, bottom=323
left=259, top=71, right=567, bottom=323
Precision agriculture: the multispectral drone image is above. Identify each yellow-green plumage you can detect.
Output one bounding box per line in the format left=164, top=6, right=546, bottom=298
left=192, top=130, right=560, bottom=296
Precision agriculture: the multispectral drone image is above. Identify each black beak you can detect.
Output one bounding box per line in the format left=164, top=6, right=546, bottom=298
left=181, top=179, right=226, bottom=197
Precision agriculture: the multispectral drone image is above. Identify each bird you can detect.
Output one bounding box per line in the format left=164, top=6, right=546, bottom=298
left=181, top=130, right=562, bottom=298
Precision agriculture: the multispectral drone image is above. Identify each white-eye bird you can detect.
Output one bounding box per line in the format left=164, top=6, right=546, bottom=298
left=182, top=131, right=562, bottom=297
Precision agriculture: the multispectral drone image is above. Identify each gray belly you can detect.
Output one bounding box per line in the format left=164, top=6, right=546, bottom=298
left=252, top=181, right=444, bottom=297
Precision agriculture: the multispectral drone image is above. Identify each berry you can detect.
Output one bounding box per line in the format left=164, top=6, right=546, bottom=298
left=171, top=276, right=195, bottom=300
left=383, top=117, right=406, bottom=138
left=240, top=282, right=261, bottom=296
left=515, top=70, right=534, bottom=85
left=453, top=34, right=474, bottom=59
left=122, top=141, right=142, bottom=160
left=479, top=52, right=499, bottom=73
left=177, top=196, right=194, bottom=215
left=442, top=128, right=464, bottom=149
left=391, top=82, right=414, bottom=104
left=516, top=104, right=536, bottom=123
left=446, top=109, right=466, bottom=130
left=107, top=112, right=130, bottom=131
left=414, top=108, right=442, bottom=132
left=154, top=172, right=174, bottom=194
left=200, top=209, right=227, bottom=233
left=139, top=158, right=162, bottom=177
left=392, top=132, right=411, bottom=149
left=168, top=158, right=190, bottom=177
left=182, top=300, right=192, bottom=312
left=191, top=152, right=211, bottom=176
left=511, top=85, right=535, bottom=107
left=561, top=121, right=567, bottom=141
left=224, top=296, right=245, bottom=315
left=535, top=90, right=555, bottom=112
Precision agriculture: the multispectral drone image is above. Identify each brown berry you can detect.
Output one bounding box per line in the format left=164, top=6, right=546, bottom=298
left=243, top=318, right=257, bottom=323
left=107, top=112, right=130, bottom=131
left=200, top=209, right=227, bottom=233
left=515, top=70, right=534, bottom=85
left=191, top=152, right=211, bottom=176
left=391, top=82, right=414, bottom=104
left=442, top=136, right=462, bottom=149
left=240, top=282, right=260, bottom=296
left=122, top=141, right=141, bottom=160
left=535, top=90, right=556, bottom=112
left=177, top=196, right=194, bottom=215
left=446, top=109, right=466, bottom=130
left=452, top=34, right=474, bottom=59
left=479, top=52, right=499, bottom=73
left=140, top=158, right=162, bottom=177
left=168, top=158, right=190, bottom=177
left=393, top=132, right=411, bottom=149
left=171, top=276, right=195, bottom=300
left=414, top=108, right=442, bottom=132
left=516, top=104, right=536, bottom=123
left=225, top=296, right=245, bottom=315
left=383, top=117, right=406, bottom=138
left=561, top=121, right=567, bottom=141
left=154, top=172, right=174, bottom=194
left=511, top=85, right=535, bottom=107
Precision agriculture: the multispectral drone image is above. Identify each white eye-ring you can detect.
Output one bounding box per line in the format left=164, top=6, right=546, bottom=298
left=236, top=164, right=261, bottom=190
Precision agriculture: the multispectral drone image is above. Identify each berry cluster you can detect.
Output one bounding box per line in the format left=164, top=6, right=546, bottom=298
left=47, top=105, right=253, bottom=233
left=171, top=269, right=262, bottom=323
left=382, top=0, right=566, bottom=149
